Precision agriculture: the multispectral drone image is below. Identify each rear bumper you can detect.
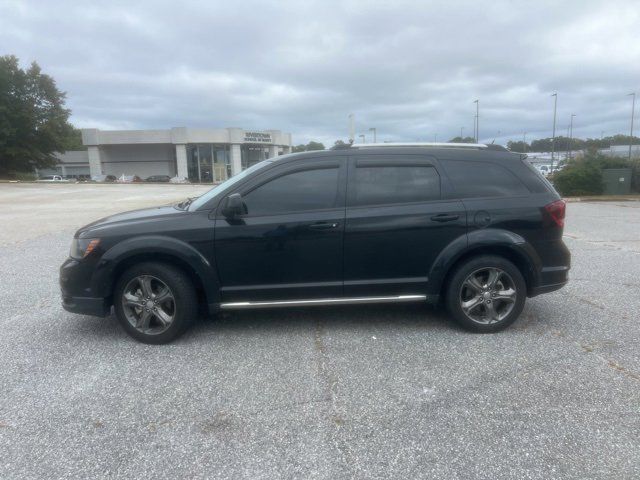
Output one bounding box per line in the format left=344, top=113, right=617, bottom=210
left=529, top=280, right=567, bottom=297
left=528, top=265, right=570, bottom=297
left=62, top=295, right=110, bottom=317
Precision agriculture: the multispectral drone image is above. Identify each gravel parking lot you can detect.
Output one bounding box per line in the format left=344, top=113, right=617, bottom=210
left=0, top=183, right=639, bottom=479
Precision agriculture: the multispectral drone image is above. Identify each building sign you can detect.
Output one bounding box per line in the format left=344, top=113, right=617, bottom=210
left=244, top=131, right=272, bottom=143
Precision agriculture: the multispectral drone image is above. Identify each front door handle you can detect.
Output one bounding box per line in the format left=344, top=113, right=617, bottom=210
left=308, top=222, right=339, bottom=230
left=430, top=214, right=460, bottom=222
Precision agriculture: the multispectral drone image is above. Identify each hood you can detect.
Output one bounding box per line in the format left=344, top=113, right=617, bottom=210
left=76, top=205, right=186, bottom=238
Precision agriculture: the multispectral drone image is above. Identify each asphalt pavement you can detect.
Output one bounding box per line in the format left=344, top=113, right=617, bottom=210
left=0, top=184, right=638, bottom=479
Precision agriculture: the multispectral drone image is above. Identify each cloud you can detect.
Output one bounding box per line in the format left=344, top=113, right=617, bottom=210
left=1, top=0, right=638, bottom=145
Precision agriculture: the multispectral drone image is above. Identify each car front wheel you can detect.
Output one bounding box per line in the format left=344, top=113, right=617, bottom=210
left=113, top=262, right=197, bottom=344
left=445, top=255, right=526, bottom=332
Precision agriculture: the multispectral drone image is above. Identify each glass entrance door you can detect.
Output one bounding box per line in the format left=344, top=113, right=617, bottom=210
left=187, top=144, right=231, bottom=183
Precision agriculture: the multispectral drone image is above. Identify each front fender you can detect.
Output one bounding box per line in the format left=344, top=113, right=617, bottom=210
left=426, top=228, right=541, bottom=295
left=90, top=235, right=219, bottom=304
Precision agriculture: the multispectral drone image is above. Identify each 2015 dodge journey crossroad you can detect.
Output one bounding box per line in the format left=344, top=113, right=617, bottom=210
left=60, top=143, right=570, bottom=343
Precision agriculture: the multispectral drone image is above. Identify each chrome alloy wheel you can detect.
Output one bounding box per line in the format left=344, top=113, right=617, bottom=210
left=459, top=267, right=517, bottom=324
left=121, top=275, right=176, bottom=335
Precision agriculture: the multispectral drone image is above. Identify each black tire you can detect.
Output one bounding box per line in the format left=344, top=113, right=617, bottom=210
left=113, top=262, right=197, bottom=344
left=445, top=255, right=526, bottom=333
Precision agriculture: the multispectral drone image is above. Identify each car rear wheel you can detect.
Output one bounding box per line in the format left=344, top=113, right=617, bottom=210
left=445, top=255, right=526, bottom=332
left=113, top=262, right=197, bottom=344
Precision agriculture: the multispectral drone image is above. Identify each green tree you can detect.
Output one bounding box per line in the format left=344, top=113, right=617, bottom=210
left=291, top=140, right=326, bottom=153
left=291, top=144, right=306, bottom=153
left=305, top=141, right=325, bottom=151
left=62, top=127, right=86, bottom=151
left=507, top=140, right=530, bottom=152
left=0, top=55, right=75, bottom=176
left=449, top=136, right=476, bottom=143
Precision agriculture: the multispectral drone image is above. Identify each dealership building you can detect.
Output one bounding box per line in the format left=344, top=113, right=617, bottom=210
left=44, top=127, right=292, bottom=182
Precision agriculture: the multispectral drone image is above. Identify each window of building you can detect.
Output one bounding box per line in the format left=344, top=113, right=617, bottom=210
left=351, top=166, right=440, bottom=206
left=442, top=160, right=530, bottom=198
left=243, top=168, right=339, bottom=216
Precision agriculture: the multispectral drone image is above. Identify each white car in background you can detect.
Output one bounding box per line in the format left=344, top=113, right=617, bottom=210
left=37, top=175, right=69, bottom=182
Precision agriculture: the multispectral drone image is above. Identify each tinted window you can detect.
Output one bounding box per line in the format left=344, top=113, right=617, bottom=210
left=443, top=160, right=530, bottom=198
left=352, top=166, right=440, bottom=206
left=243, top=167, right=339, bottom=215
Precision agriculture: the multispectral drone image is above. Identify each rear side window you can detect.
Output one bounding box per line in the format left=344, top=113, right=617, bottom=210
left=243, top=167, right=339, bottom=215
left=442, top=160, right=530, bottom=198
left=352, top=166, right=440, bottom=206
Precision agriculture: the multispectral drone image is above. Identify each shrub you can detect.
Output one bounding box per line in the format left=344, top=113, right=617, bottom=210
left=1, top=171, right=38, bottom=181
left=553, top=163, right=603, bottom=196
left=552, top=151, right=639, bottom=196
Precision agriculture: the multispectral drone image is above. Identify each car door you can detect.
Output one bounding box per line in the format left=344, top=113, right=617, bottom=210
left=343, top=154, right=467, bottom=297
left=214, top=157, right=347, bottom=302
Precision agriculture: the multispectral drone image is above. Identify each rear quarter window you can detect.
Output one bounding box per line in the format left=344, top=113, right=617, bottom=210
left=441, top=160, right=530, bottom=198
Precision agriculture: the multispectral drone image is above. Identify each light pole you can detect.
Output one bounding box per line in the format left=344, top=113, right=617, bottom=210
left=568, top=114, right=576, bottom=160
left=460, top=127, right=464, bottom=139
left=369, top=127, right=377, bottom=143
left=550, top=93, right=557, bottom=172
left=473, top=100, right=479, bottom=142
left=348, top=114, right=355, bottom=144
left=628, top=93, right=636, bottom=161
left=473, top=116, right=477, bottom=142
left=359, top=134, right=365, bottom=143
left=434, top=133, right=438, bottom=143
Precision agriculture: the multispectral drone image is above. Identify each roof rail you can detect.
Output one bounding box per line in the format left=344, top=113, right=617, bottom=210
left=330, top=142, right=510, bottom=152
left=351, top=142, right=488, bottom=149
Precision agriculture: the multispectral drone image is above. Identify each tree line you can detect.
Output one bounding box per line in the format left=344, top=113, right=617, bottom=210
left=506, top=135, right=640, bottom=153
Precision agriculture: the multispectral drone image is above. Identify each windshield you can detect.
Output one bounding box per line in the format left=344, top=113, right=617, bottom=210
left=188, top=160, right=273, bottom=211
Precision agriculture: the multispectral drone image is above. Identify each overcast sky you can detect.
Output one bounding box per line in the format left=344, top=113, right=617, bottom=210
left=1, top=0, right=639, bottom=145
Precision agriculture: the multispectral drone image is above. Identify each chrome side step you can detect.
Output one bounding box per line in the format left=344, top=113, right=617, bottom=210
left=220, top=295, right=427, bottom=310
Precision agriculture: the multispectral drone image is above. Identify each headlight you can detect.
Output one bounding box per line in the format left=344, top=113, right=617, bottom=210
left=70, top=238, right=101, bottom=259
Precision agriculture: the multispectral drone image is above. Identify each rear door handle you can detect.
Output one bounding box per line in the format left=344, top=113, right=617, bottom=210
left=308, top=222, right=339, bottom=230
left=430, top=214, right=460, bottom=222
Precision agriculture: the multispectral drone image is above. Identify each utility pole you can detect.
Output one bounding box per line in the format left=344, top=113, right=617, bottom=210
left=550, top=93, right=557, bottom=172
left=568, top=114, right=576, bottom=160
left=460, top=127, right=464, bottom=139
left=628, top=93, right=636, bottom=161
left=359, top=134, right=365, bottom=143
left=523, top=132, right=527, bottom=153
left=473, top=100, right=479, bottom=142
left=369, top=127, right=377, bottom=143
left=434, top=133, right=438, bottom=143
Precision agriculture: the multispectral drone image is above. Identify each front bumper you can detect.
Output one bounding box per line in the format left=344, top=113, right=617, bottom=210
left=60, top=257, right=110, bottom=317
left=62, top=295, right=110, bottom=317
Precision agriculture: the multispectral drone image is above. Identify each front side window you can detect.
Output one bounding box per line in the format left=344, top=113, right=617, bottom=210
left=243, top=167, right=339, bottom=216
left=352, top=166, right=440, bottom=206
left=442, top=160, right=530, bottom=198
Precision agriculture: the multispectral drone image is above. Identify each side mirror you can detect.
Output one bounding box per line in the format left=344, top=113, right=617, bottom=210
left=222, top=193, right=244, bottom=218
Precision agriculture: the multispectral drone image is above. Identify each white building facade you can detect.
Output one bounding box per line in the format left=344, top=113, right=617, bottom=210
left=80, top=127, right=292, bottom=182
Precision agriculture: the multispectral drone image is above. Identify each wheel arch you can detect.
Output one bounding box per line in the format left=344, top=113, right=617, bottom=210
left=91, top=236, right=219, bottom=308
left=428, top=229, right=541, bottom=298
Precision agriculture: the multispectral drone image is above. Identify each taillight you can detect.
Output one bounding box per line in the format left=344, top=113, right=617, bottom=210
left=544, top=199, right=566, bottom=227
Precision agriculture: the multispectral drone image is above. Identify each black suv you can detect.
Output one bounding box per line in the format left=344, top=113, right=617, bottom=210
left=60, top=143, right=570, bottom=343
